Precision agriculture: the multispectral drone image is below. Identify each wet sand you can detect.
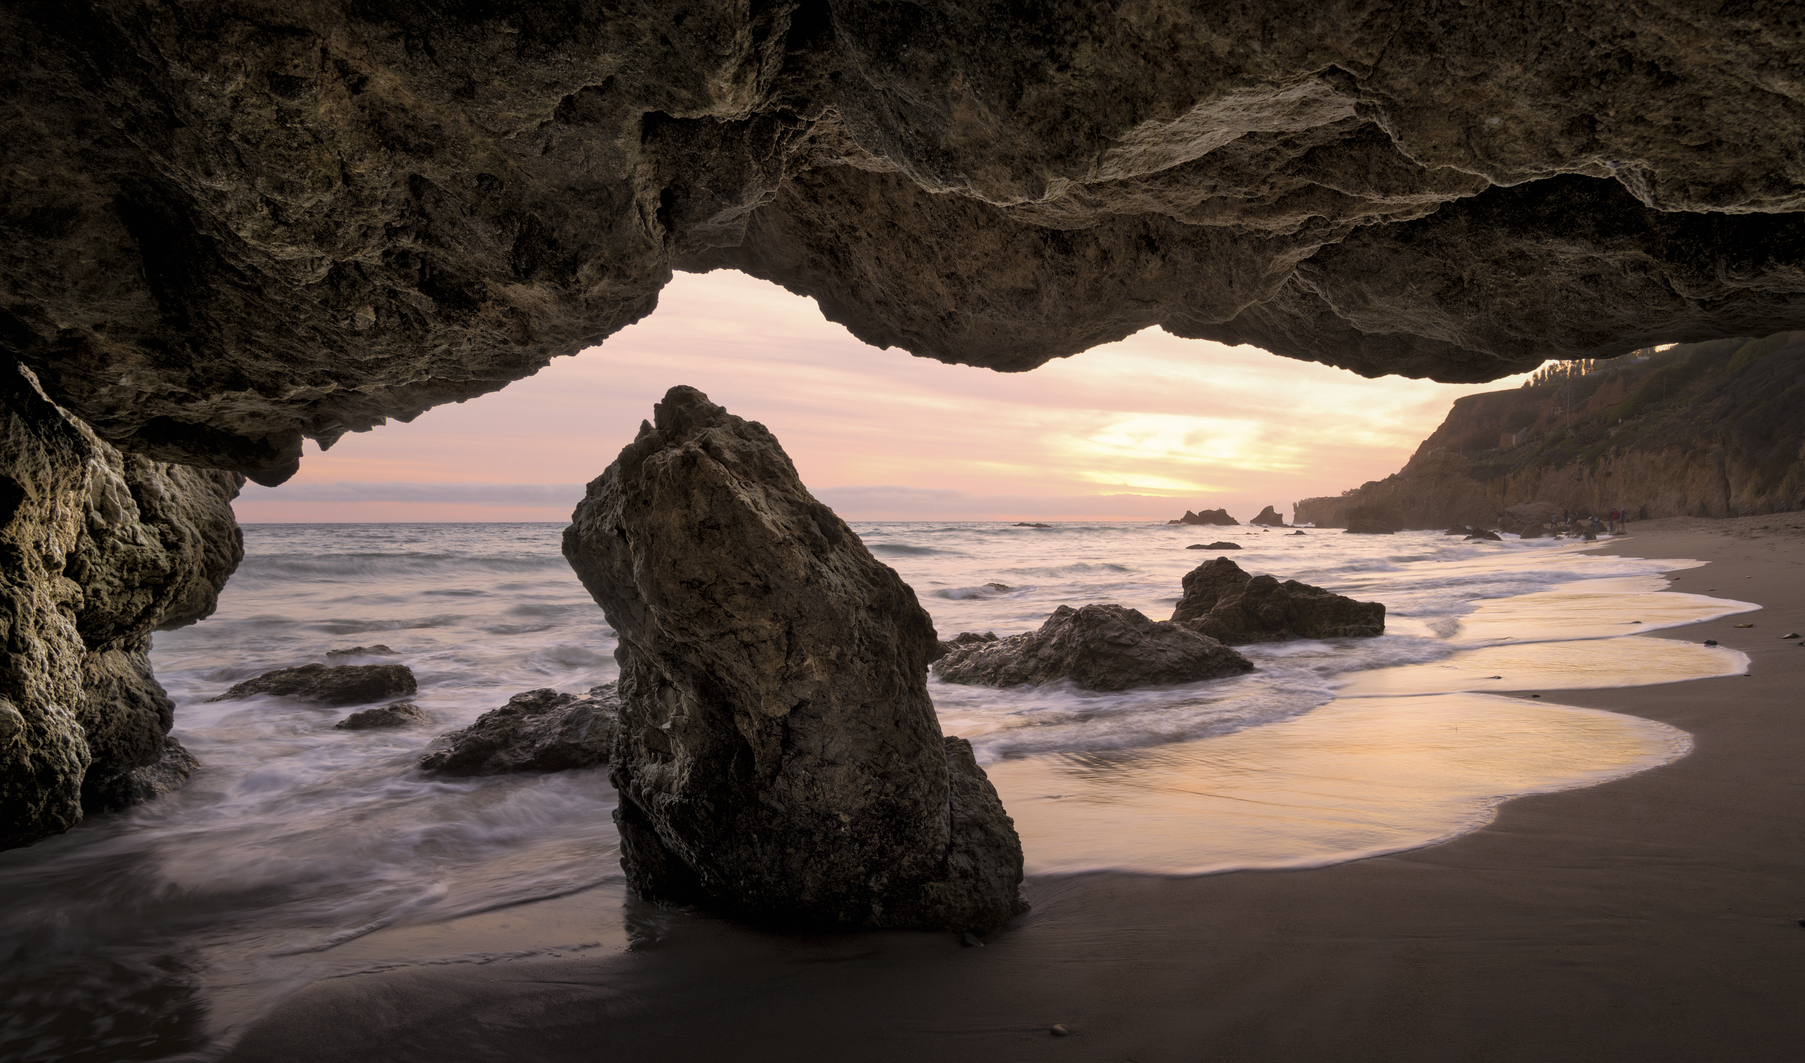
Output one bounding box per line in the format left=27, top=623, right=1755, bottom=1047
left=223, top=515, right=1805, bottom=1063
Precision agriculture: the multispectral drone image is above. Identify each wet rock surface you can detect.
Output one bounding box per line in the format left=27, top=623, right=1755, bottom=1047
left=417, top=687, right=617, bottom=774
left=209, top=664, right=417, bottom=707
left=935, top=603, right=1254, bottom=692
left=8, top=7, right=1805, bottom=481
left=564, top=386, right=1024, bottom=930
left=2, top=363, right=242, bottom=849
left=1172, top=557, right=1386, bottom=645
left=335, top=702, right=431, bottom=732
left=80, top=737, right=199, bottom=815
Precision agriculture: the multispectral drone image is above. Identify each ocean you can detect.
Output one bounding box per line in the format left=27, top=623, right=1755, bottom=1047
left=0, top=520, right=1756, bottom=1061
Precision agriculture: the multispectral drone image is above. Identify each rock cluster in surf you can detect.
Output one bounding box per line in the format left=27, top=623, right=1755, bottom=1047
left=418, top=685, right=619, bottom=775
left=1172, top=557, right=1386, bottom=644
left=563, top=386, right=1025, bottom=931
left=1169, top=508, right=1239, bottom=527
left=934, top=603, right=1254, bottom=692
left=2, top=363, right=242, bottom=849
left=209, top=663, right=418, bottom=706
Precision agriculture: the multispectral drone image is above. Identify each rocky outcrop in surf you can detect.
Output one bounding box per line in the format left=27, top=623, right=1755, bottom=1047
left=1172, top=558, right=1385, bottom=645
left=335, top=703, right=431, bottom=731
left=210, top=664, right=417, bottom=706
left=935, top=604, right=1253, bottom=691
left=418, top=686, right=617, bottom=774
left=1, top=363, right=242, bottom=850
left=1169, top=508, right=1239, bottom=526
left=563, top=386, right=1025, bottom=931
left=1249, top=506, right=1289, bottom=527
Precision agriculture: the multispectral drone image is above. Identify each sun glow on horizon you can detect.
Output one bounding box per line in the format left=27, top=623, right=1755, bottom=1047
left=233, top=271, right=1537, bottom=523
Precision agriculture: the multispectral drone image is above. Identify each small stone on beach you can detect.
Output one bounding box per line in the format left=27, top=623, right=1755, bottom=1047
left=1734, top=623, right=1754, bottom=628
left=1050, top=1024, right=1069, bottom=1037
left=1782, top=632, right=1800, bottom=639
left=1704, top=640, right=1718, bottom=646
left=961, top=931, right=984, bottom=948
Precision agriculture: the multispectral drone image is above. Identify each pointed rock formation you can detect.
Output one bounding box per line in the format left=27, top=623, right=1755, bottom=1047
left=1168, top=508, right=1239, bottom=526
left=1173, top=557, right=1386, bottom=645
left=1249, top=506, right=1290, bottom=527
left=563, top=386, right=1025, bottom=931
left=934, top=604, right=1253, bottom=692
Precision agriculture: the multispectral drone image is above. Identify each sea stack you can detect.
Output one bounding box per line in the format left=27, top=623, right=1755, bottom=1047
left=562, top=386, right=1025, bottom=931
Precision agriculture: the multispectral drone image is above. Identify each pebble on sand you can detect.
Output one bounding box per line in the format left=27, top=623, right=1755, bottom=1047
left=1050, top=1024, right=1070, bottom=1037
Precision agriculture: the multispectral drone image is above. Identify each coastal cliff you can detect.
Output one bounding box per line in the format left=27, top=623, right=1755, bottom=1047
left=1296, top=334, right=1805, bottom=529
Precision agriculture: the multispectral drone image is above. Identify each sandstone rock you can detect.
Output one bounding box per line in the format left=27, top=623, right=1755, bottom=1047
left=1172, top=557, right=1386, bottom=645
left=417, top=687, right=616, bottom=774
left=563, top=386, right=1025, bottom=930
left=6, top=9, right=1805, bottom=484
left=209, top=664, right=416, bottom=707
left=1249, top=506, right=1289, bottom=527
left=934, top=603, right=1254, bottom=692
left=335, top=702, right=431, bottom=731
left=2, top=363, right=241, bottom=849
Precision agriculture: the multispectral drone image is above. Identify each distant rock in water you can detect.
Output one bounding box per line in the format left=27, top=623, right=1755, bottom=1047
left=562, top=386, right=1025, bottom=931
left=1168, top=508, right=1239, bottom=526
left=325, top=645, right=398, bottom=658
left=1011, top=522, right=1051, bottom=528
left=418, top=686, right=617, bottom=774
left=1249, top=506, right=1289, bottom=527
left=1172, top=557, right=1386, bottom=644
left=1186, top=540, right=1241, bottom=550
left=335, top=702, right=430, bottom=731
left=934, top=603, right=1254, bottom=692
left=208, top=663, right=416, bottom=706
left=1465, top=529, right=1503, bottom=541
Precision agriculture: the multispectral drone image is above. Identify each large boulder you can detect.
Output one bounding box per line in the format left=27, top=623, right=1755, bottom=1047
left=934, top=603, right=1253, bottom=692
left=209, top=663, right=416, bottom=707
left=1172, top=557, right=1386, bottom=645
left=2, top=363, right=242, bottom=850
left=1248, top=506, right=1289, bottom=527
left=417, top=686, right=618, bottom=775
left=562, top=386, right=1025, bottom=931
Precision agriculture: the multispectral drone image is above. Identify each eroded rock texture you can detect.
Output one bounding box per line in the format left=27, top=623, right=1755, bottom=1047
left=934, top=603, right=1254, bottom=692
left=1172, top=557, right=1386, bottom=644
left=563, top=386, right=1025, bottom=930
left=5, top=5, right=1805, bottom=481
left=1, top=363, right=242, bottom=849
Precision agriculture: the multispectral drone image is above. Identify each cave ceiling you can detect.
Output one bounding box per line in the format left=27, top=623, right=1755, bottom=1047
left=3, top=2, right=1803, bottom=484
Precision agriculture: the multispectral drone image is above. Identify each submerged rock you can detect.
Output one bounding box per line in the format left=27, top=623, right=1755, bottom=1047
left=1465, top=529, right=1504, bottom=541
left=563, top=386, right=1025, bottom=931
left=1011, top=522, right=1050, bottom=528
left=209, top=663, right=417, bottom=706
left=1172, top=557, right=1386, bottom=645
left=934, top=603, right=1254, bottom=692
left=417, top=686, right=617, bottom=774
left=1189, top=540, right=1242, bottom=550
left=325, top=644, right=398, bottom=658
left=335, top=702, right=431, bottom=731
left=79, top=736, right=199, bottom=815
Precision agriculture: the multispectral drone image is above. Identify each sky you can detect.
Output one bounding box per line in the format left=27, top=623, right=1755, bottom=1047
left=233, top=270, right=1535, bottom=524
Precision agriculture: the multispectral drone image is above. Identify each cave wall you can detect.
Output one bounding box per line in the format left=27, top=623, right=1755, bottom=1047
left=1, top=362, right=242, bottom=849
left=2, top=2, right=1804, bottom=482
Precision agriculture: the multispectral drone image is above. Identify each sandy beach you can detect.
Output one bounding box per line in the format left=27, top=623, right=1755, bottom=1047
left=221, top=515, right=1805, bottom=1063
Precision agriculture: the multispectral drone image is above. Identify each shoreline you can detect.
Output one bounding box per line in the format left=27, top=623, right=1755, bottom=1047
left=221, top=515, right=1805, bottom=1063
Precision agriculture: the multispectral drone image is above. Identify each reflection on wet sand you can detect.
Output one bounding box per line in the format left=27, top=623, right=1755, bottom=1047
left=990, top=692, right=1690, bottom=876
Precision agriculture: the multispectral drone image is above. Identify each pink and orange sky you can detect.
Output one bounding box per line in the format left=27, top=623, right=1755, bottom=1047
left=233, top=270, right=1536, bottom=523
